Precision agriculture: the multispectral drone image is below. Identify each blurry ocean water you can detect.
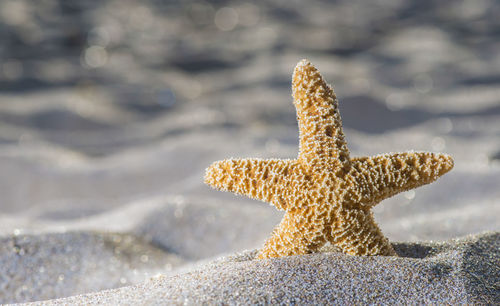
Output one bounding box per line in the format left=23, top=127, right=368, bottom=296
left=0, top=0, right=499, bottom=303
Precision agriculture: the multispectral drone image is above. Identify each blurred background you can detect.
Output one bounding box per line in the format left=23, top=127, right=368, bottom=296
left=0, top=0, right=499, bottom=235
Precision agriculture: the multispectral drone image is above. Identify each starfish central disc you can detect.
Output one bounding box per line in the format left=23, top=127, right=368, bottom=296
left=204, top=59, right=454, bottom=259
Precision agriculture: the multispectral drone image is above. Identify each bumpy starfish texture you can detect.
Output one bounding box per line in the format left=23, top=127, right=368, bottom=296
left=205, top=59, right=454, bottom=259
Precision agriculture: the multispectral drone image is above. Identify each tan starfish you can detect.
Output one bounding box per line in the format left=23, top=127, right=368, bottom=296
left=204, top=59, right=454, bottom=259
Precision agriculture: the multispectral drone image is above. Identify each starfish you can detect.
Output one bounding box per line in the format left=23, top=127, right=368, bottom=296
left=204, top=59, right=454, bottom=259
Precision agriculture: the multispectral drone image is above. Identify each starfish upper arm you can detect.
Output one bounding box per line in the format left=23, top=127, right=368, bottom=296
left=347, top=152, right=454, bottom=207
left=292, top=60, right=350, bottom=170
left=204, top=158, right=302, bottom=210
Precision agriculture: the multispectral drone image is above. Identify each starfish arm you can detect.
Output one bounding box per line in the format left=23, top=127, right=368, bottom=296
left=327, top=209, right=396, bottom=256
left=292, top=60, right=350, bottom=170
left=204, top=158, right=301, bottom=210
left=346, top=152, right=454, bottom=207
left=257, top=209, right=328, bottom=259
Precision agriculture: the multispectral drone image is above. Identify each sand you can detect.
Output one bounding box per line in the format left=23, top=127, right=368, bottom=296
left=28, top=233, right=499, bottom=305
left=0, top=231, right=184, bottom=303
left=0, top=0, right=499, bottom=304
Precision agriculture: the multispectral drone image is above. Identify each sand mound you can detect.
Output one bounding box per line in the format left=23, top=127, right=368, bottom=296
left=34, top=232, right=498, bottom=305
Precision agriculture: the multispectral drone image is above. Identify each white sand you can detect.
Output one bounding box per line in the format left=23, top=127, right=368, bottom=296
left=0, top=232, right=184, bottom=303
left=31, top=233, right=499, bottom=305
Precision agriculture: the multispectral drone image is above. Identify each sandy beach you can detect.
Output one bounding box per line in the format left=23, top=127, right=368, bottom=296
left=0, top=0, right=498, bottom=304
left=29, top=232, right=500, bottom=305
